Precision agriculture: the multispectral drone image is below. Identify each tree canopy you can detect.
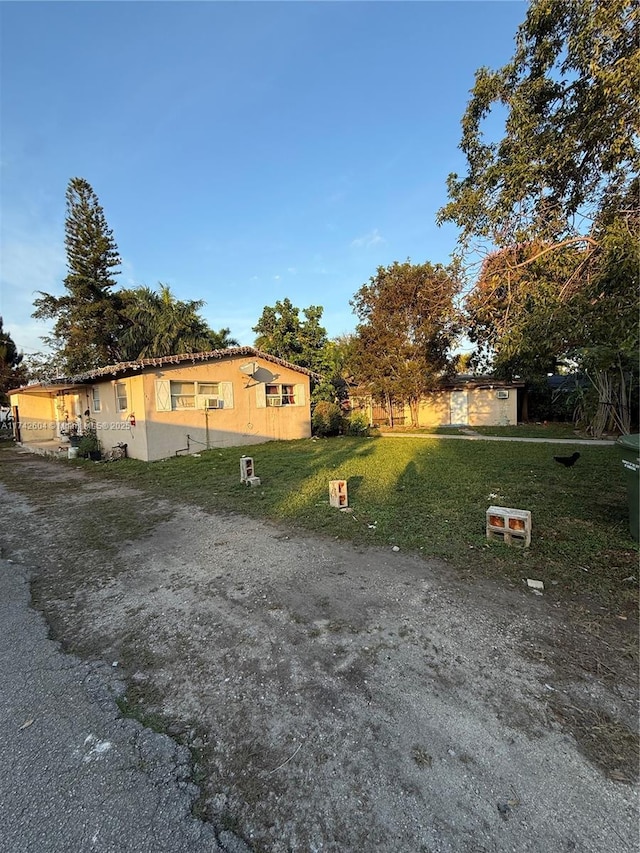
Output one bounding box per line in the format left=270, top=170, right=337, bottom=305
left=31, top=178, right=239, bottom=375
left=253, top=298, right=332, bottom=375
left=438, top=0, right=638, bottom=249
left=350, top=260, right=461, bottom=426
left=440, top=0, right=638, bottom=434
left=118, top=284, right=237, bottom=361
left=33, top=177, right=123, bottom=375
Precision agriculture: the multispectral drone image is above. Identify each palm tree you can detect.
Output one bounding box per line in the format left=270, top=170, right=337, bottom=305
left=118, top=284, right=237, bottom=361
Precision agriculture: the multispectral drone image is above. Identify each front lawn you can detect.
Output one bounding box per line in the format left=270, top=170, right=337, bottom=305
left=381, top=422, right=594, bottom=440
left=87, top=435, right=637, bottom=616
left=471, top=423, right=589, bottom=439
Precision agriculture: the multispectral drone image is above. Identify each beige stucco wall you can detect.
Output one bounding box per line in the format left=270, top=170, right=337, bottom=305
left=416, top=392, right=450, bottom=426
left=10, top=356, right=311, bottom=462
left=86, top=376, right=145, bottom=460
left=413, top=388, right=518, bottom=426
left=139, top=357, right=311, bottom=462
left=9, top=391, right=57, bottom=441
left=354, top=386, right=519, bottom=428
left=467, top=388, right=517, bottom=426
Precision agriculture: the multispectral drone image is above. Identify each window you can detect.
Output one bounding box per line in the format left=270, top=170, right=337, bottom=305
left=91, top=387, right=101, bottom=413
left=115, top=383, right=128, bottom=412
left=266, top=384, right=296, bottom=406
left=198, top=382, right=219, bottom=398
left=155, top=379, right=233, bottom=412
left=170, top=381, right=196, bottom=410
left=197, top=382, right=221, bottom=409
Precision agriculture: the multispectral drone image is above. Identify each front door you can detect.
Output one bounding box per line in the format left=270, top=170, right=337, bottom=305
left=450, top=390, right=469, bottom=425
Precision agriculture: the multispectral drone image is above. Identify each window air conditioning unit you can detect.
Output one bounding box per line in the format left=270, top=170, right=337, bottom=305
left=496, top=390, right=510, bottom=399
left=204, top=398, right=222, bottom=409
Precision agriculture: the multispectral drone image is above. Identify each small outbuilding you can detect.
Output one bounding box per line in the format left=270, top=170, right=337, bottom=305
left=350, top=376, right=524, bottom=428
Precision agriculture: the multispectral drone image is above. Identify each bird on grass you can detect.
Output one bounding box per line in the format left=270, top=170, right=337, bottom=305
left=554, top=451, right=581, bottom=467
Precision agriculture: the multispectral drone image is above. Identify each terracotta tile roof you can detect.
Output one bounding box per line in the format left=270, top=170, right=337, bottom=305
left=9, top=347, right=320, bottom=394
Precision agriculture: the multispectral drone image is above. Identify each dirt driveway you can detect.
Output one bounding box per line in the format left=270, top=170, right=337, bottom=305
left=1, top=449, right=637, bottom=852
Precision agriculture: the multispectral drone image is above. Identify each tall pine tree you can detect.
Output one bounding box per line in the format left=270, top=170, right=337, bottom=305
left=33, top=177, right=122, bottom=375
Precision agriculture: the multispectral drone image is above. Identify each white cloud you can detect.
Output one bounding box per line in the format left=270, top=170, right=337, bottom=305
left=350, top=228, right=385, bottom=249
left=287, top=267, right=298, bottom=275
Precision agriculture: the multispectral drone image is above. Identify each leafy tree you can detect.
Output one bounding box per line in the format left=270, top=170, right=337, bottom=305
left=464, top=241, right=580, bottom=379
left=440, top=0, right=638, bottom=434
left=313, top=335, right=356, bottom=406
left=253, top=297, right=334, bottom=385
left=33, top=177, right=123, bottom=375
left=464, top=204, right=638, bottom=432
left=350, top=260, right=461, bottom=427
left=21, top=351, right=67, bottom=384
left=567, top=200, right=639, bottom=433
left=438, top=0, right=638, bottom=249
left=118, top=284, right=237, bottom=361
left=0, top=318, right=26, bottom=402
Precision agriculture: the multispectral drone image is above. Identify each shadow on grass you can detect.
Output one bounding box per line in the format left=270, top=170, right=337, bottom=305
left=32, top=434, right=636, bottom=614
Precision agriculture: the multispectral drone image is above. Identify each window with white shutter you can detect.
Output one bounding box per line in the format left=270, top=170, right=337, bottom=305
left=220, top=382, right=234, bottom=409
left=155, top=380, right=172, bottom=412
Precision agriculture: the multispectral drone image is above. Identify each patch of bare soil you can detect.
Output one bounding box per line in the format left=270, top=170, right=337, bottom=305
left=1, top=449, right=638, bottom=852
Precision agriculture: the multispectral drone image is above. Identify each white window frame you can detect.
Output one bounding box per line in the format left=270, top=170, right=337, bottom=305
left=115, top=382, right=128, bottom=412
left=170, top=381, right=196, bottom=410
left=196, top=381, right=220, bottom=409
left=266, top=383, right=296, bottom=407
left=91, top=387, right=101, bottom=413
left=155, top=379, right=234, bottom=412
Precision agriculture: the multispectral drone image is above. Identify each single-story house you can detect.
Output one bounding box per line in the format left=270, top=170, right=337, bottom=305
left=350, top=375, right=525, bottom=428
left=9, top=347, right=316, bottom=462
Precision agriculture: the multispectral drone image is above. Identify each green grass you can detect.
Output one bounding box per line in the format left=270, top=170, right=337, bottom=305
left=472, top=423, right=587, bottom=439
left=375, top=425, right=468, bottom=435
left=380, top=422, right=593, bottom=440
left=75, top=435, right=637, bottom=615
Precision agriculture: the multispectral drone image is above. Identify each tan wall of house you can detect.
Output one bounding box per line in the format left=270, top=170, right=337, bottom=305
left=10, top=356, right=311, bottom=462
left=88, top=376, right=146, bottom=460
left=9, top=392, right=57, bottom=441
left=138, top=357, right=311, bottom=462
left=416, top=392, right=450, bottom=426
left=467, top=388, right=517, bottom=426
left=354, top=387, right=519, bottom=428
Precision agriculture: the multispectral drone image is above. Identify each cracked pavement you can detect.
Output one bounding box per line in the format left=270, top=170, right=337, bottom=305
left=0, top=557, right=247, bottom=853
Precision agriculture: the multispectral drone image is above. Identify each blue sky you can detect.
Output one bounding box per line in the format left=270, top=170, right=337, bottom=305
left=1, top=0, right=526, bottom=356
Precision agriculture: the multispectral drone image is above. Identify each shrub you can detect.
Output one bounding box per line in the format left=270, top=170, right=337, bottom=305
left=344, top=411, right=370, bottom=436
left=78, top=425, right=101, bottom=459
left=311, top=402, right=343, bottom=437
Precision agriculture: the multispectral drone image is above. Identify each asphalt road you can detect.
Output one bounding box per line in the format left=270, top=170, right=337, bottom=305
left=0, top=557, right=249, bottom=853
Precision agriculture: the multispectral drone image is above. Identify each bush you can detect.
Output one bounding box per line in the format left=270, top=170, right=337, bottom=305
left=344, top=411, right=370, bottom=436
left=78, top=425, right=101, bottom=459
left=311, top=402, right=343, bottom=437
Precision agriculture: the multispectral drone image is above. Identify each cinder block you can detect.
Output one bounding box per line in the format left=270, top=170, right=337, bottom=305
left=486, top=505, right=531, bottom=548
left=329, top=480, right=348, bottom=508
left=246, top=476, right=261, bottom=487
left=240, top=456, right=254, bottom=483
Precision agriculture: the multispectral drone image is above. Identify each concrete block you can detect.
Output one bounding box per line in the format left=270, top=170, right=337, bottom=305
left=329, top=480, right=348, bottom=508
left=486, top=505, right=531, bottom=548
left=246, top=476, right=261, bottom=487
left=240, top=456, right=254, bottom=483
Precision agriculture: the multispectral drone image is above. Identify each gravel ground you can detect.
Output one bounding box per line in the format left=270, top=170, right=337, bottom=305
left=0, top=450, right=637, bottom=852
